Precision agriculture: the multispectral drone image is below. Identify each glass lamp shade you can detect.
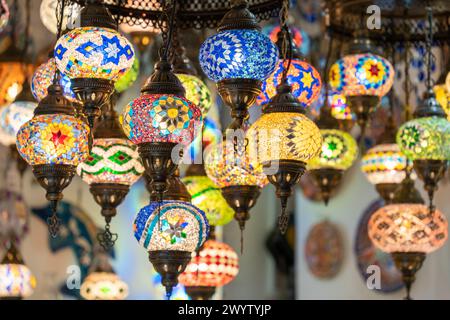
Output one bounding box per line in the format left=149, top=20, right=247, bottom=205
left=115, top=56, right=139, bottom=93
left=16, top=114, right=90, bottom=166
left=0, top=263, right=36, bottom=298
left=329, top=53, right=394, bottom=97
left=54, top=27, right=135, bottom=81
left=80, top=272, right=128, bottom=300
left=396, top=117, right=450, bottom=160
left=77, top=138, right=144, bottom=185
left=308, top=129, right=358, bottom=170
left=181, top=175, right=234, bottom=226
left=263, top=24, right=309, bottom=56
left=40, top=0, right=80, bottom=34
left=0, top=102, right=36, bottom=146
left=176, top=73, right=212, bottom=116
left=31, top=58, right=75, bottom=102
left=258, top=59, right=322, bottom=107
left=0, top=62, right=33, bottom=105
left=133, top=200, right=209, bottom=252
left=329, top=91, right=355, bottom=120
left=246, top=112, right=322, bottom=164
left=122, top=94, right=202, bottom=146
left=434, top=82, right=450, bottom=120
left=179, top=239, right=239, bottom=287
left=204, top=140, right=268, bottom=188
left=199, top=29, right=278, bottom=82
left=0, top=190, right=28, bottom=242
left=361, top=143, right=410, bottom=185
left=368, top=204, right=448, bottom=253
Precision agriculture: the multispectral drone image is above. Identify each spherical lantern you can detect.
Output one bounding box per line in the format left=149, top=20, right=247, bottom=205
left=133, top=200, right=209, bottom=298
left=397, top=117, right=450, bottom=161
left=258, top=59, right=322, bottom=107
left=308, top=129, right=358, bottom=171
left=179, top=239, right=239, bottom=300
left=0, top=101, right=36, bottom=146
left=80, top=272, right=128, bottom=300
left=182, top=174, right=234, bottom=227
left=308, top=129, right=357, bottom=204
left=0, top=190, right=28, bottom=245
left=77, top=138, right=143, bottom=185
left=16, top=84, right=89, bottom=237
left=328, top=91, right=356, bottom=131
left=329, top=52, right=394, bottom=131
left=0, top=243, right=36, bottom=299
left=199, top=1, right=278, bottom=128
left=17, top=113, right=89, bottom=166
left=361, top=143, right=411, bottom=202
left=176, top=73, right=212, bottom=116
left=31, top=57, right=75, bottom=102
left=115, top=56, right=139, bottom=93
left=54, top=1, right=135, bottom=128
left=40, top=0, right=80, bottom=34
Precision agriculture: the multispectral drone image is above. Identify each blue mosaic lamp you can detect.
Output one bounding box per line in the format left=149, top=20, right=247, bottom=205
left=54, top=0, right=135, bottom=129
left=134, top=200, right=209, bottom=299
left=199, top=0, right=278, bottom=128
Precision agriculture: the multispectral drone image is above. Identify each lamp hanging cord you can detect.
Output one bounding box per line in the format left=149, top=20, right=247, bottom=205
left=53, top=0, right=66, bottom=85
left=159, top=0, right=177, bottom=61
left=279, top=0, right=292, bottom=82
left=21, top=0, right=31, bottom=78
left=322, top=20, right=334, bottom=114
left=425, top=4, right=435, bottom=93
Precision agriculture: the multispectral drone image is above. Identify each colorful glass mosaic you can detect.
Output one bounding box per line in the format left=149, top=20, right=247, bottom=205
left=16, top=114, right=90, bottom=166
left=0, top=190, right=28, bottom=243
left=115, top=56, right=139, bottom=93
left=329, top=91, right=356, bottom=120
left=133, top=200, right=209, bottom=252
left=77, top=138, right=144, bottom=185
left=0, top=62, right=33, bottom=105
left=247, top=112, right=322, bottom=164
left=262, top=24, right=310, bottom=56
left=258, top=59, right=322, bottom=107
left=80, top=272, right=129, bottom=300
left=55, top=27, right=135, bottom=81
left=434, top=83, right=449, bottom=120
left=122, top=94, right=202, bottom=146
left=176, top=73, right=212, bottom=116
left=308, top=129, right=358, bottom=171
left=329, top=53, right=394, bottom=97
left=368, top=204, right=448, bottom=253
left=0, top=263, right=36, bottom=298
left=185, top=117, right=221, bottom=163
left=205, top=140, right=268, bottom=188
left=397, top=117, right=450, bottom=161
left=361, top=143, right=411, bottom=185
left=179, top=239, right=239, bottom=287
left=182, top=175, right=234, bottom=226
left=199, top=29, right=279, bottom=82
left=0, top=102, right=36, bottom=146
left=31, top=58, right=75, bottom=102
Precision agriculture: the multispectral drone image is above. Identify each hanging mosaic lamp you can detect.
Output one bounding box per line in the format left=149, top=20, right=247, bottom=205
left=368, top=174, right=447, bottom=299
left=205, top=139, right=267, bottom=252
left=133, top=199, right=209, bottom=299
left=328, top=91, right=356, bottom=132
left=247, top=80, right=322, bottom=233
left=77, top=96, right=144, bottom=250
left=0, top=241, right=36, bottom=300
left=122, top=57, right=201, bottom=198
left=31, top=56, right=75, bottom=102
left=173, top=43, right=212, bottom=117
left=308, top=107, right=358, bottom=205
left=258, top=28, right=321, bottom=108
left=199, top=0, right=278, bottom=129
left=0, top=44, right=33, bottom=106
left=182, top=164, right=234, bottom=227
left=80, top=250, right=128, bottom=300
left=361, top=113, right=411, bottom=203
left=55, top=0, right=135, bottom=129
left=329, top=38, right=394, bottom=135
left=16, top=83, right=90, bottom=237
left=179, top=236, right=239, bottom=300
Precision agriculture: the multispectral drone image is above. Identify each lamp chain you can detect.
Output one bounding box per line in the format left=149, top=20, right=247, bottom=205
left=322, top=20, right=334, bottom=114
left=425, top=4, right=435, bottom=92
left=279, top=0, right=292, bottom=81
left=97, top=219, right=118, bottom=251
left=54, top=0, right=66, bottom=85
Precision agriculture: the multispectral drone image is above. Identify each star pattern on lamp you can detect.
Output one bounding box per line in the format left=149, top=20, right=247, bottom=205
left=75, top=35, right=133, bottom=66
left=161, top=215, right=189, bottom=245
left=51, top=129, right=68, bottom=147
